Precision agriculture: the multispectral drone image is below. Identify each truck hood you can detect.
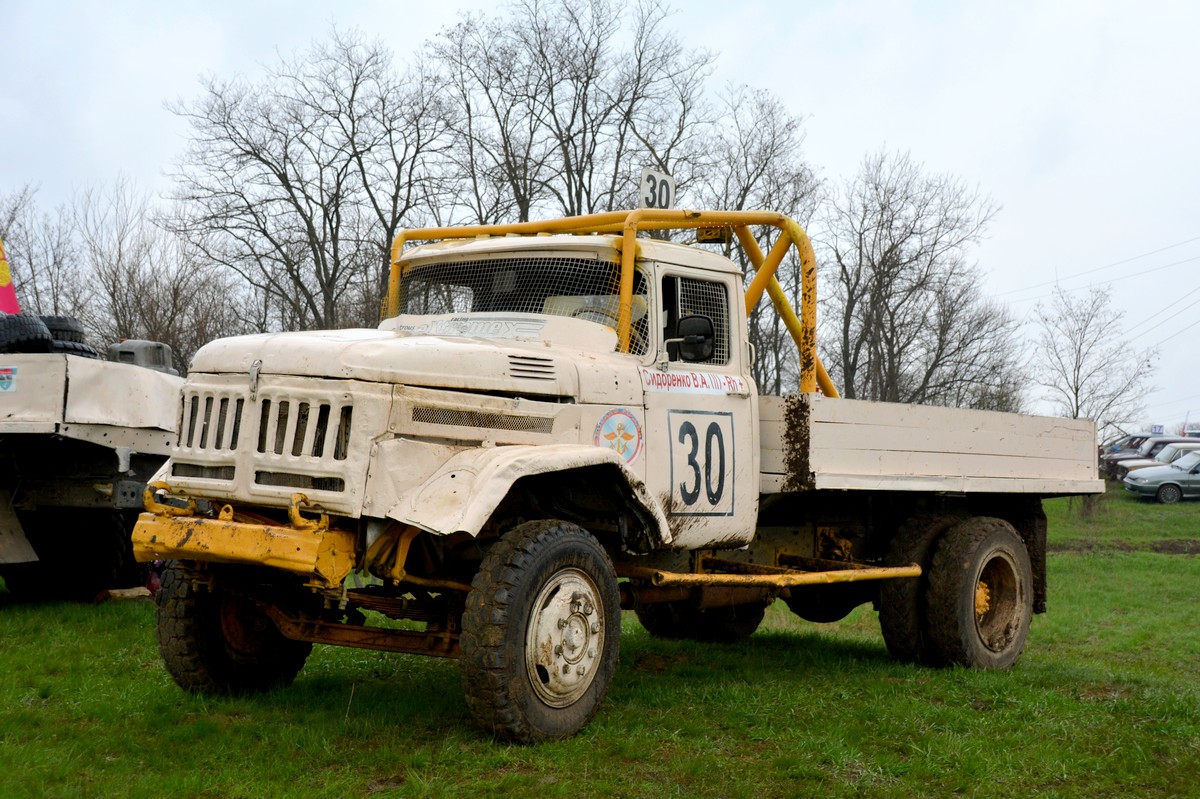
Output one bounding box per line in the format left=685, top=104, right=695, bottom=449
left=190, top=314, right=628, bottom=398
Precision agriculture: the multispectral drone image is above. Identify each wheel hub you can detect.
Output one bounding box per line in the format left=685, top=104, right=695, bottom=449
left=975, top=580, right=991, bottom=616
left=526, top=568, right=604, bottom=708
left=974, top=553, right=1020, bottom=652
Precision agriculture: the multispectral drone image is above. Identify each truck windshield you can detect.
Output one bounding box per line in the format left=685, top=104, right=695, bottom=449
left=399, top=256, right=649, bottom=354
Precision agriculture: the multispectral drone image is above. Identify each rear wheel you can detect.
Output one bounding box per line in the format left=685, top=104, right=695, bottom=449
left=878, top=514, right=961, bottom=664
left=459, top=520, right=620, bottom=743
left=925, top=518, right=1032, bottom=669
left=1156, top=484, right=1183, bottom=505
left=156, top=563, right=312, bottom=695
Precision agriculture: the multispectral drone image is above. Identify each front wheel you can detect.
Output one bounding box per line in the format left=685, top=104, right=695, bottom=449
left=925, top=518, right=1032, bottom=669
left=459, top=520, right=620, bottom=743
left=156, top=563, right=312, bottom=695
left=1156, top=484, right=1183, bottom=505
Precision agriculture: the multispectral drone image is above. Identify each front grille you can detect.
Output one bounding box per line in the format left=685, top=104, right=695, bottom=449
left=255, top=399, right=353, bottom=461
left=411, top=405, right=554, bottom=434
left=174, top=381, right=360, bottom=498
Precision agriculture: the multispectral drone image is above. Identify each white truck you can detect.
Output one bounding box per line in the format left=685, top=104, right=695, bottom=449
left=131, top=210, right=1101, bottom=742
left=0, top=316, right=183, bottom=599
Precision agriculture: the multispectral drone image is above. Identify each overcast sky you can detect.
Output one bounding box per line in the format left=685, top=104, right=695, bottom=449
left=3, top=0, right=1198, bottom=426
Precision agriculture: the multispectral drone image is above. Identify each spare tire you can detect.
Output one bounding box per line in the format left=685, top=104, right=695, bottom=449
left=40, top=315, right=87, bottom=344
left=0, top=314, right=53, bottom=353
left=50, top=340, right=102, bottom=359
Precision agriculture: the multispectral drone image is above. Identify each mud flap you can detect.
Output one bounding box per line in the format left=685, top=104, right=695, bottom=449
left=0, top=489, right=38, bottom=564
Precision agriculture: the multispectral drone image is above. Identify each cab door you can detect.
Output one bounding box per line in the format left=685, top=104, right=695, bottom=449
left=640, top=270, right=759, bottom=550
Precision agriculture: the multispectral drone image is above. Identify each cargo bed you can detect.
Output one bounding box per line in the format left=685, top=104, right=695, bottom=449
left=760, top=394, right=1103, bottom=496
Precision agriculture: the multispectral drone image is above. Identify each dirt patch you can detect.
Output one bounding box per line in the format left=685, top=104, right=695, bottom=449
left=1151, top=539, right=1200, bottom=555
left=368, top=775, right=406, bottom=793
left=1049, top=538, right=1200, bottom=555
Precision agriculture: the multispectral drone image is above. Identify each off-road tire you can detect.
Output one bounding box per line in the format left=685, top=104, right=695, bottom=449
left=156, top=563, right=312, bottom=695
left=39, top=315, right=87, bottom=344
left=878, top=514, right=962, bottom=665
left=635, top=600, right=767, bottom=642
left=0, top=313, right=53, bottom=353
left=459, top=520, right=620, bottom=743
left=925, top=517, right=1032, bottom=669
left=1156, top=484, right=1183, bottom=505
left=50, top=340, right=101, bottom=358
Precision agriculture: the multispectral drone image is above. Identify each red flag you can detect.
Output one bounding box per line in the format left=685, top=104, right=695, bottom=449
left=0, top=236, right=20, bottom=313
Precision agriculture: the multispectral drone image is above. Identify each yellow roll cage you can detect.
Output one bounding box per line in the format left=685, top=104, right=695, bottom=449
left=388, top=209, right=838, bottom=397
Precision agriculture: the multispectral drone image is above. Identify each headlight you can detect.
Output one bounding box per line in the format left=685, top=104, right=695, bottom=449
left=1130, top=477, right=1148, bottom=484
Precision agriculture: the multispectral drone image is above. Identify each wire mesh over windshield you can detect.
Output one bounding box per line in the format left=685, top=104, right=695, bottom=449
left=679, top=277, right=730, bottom=364
left=399, top=256, right=649, bottom=354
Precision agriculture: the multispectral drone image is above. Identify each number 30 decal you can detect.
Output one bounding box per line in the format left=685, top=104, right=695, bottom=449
left=640, top=168, right=675, bottom=210
left=668, top=410, right=735, bottom=516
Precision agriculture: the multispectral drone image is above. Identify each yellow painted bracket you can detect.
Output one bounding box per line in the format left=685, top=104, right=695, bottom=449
left=132, top=486, right=357, bottom=589
left=388, top=209, right=840, bottom=396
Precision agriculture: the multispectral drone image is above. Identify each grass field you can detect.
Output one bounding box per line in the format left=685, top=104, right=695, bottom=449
left=2, top=487, right=1197, bottom=798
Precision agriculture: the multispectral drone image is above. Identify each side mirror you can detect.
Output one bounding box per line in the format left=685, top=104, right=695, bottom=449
left=666, top=315, right=715, bottom=362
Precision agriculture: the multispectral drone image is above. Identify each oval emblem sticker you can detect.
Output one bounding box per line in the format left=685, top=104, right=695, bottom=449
left=594, top=408, right=643, bottom=464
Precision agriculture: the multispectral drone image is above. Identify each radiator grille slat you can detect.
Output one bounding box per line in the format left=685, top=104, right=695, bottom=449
left=182, top=392, right=247, bottom=452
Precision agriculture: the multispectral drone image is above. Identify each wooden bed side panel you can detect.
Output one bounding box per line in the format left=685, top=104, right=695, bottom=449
left=759, top=394, right=1102, bottom=494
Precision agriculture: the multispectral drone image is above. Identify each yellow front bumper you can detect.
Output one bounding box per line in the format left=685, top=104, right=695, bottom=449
left=131, top=487, right=358, bottom=589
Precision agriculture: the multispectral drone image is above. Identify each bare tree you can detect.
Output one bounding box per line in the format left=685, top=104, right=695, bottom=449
left=0, top=186, right=89, bottom=316
left=74, top=179, right=253, bottom=366
left=819, top=150, right=1022, bottom=409
left=0, top=185, right=35, bottom=240
left=431, top=11, right=553, bottom=223
left=432, top=0, right=715, bottom=222
left=691, top=85, right=821, bottom=395
left=1033, top=285, right=1156, bottom=440
left=167, top=30, right=451, bottom=331
left=74, top=179, right=159, bottom=341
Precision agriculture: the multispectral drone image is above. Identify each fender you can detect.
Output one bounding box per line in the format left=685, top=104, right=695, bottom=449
left=380, top=443, right=672, bottom=548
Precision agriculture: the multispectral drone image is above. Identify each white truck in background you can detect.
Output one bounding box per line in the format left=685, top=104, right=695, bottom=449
left=131, top=209, right=1101, bottom=742
left=0, top=314, right=182, bottom=599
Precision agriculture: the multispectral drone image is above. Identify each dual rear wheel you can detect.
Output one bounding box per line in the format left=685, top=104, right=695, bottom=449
left=880, top=516, right=1033, bottom=669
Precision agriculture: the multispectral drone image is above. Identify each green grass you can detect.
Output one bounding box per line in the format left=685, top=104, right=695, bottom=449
left=2, top=487, right=1198, bottom=798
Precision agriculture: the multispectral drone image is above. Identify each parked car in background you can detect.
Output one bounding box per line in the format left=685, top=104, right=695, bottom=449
left=1113, top=442, right=1200, bottom=481
left=1101, top=432, right=1157, bottom=455
left=1101, top=436, right=1195, bottom=479
left=1123, top=451, right=1200, bottom=504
